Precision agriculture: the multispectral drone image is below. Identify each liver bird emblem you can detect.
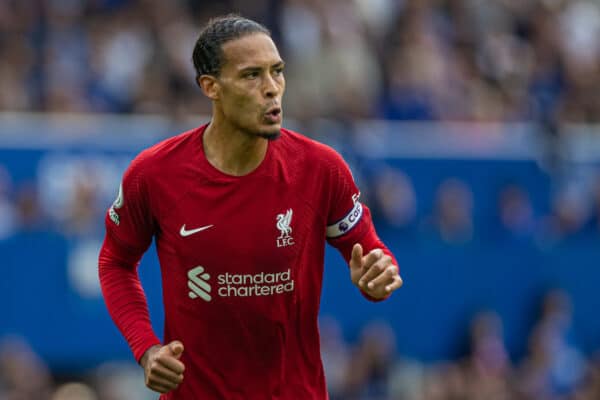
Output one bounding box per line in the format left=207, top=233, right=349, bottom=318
left=276, top=209, right=293, bottom=238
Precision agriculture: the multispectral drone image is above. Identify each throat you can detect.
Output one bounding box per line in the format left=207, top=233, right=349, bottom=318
left=203, top=125, right=269, bottom=176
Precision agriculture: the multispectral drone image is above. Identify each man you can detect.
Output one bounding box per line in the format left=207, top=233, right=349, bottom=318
left=98, top=15, right=402, bottom=399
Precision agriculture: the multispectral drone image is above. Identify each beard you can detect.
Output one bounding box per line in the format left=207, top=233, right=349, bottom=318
left=230, top=111, right=282, bottom=141
left=256, top=130, right=281, bottom=141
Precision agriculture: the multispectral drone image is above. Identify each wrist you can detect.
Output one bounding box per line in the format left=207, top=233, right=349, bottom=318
left=139, top=344, right=161, bottom=367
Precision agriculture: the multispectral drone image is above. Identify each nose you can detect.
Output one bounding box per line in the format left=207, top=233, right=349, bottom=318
left=263, top=74, right=280, bottom=99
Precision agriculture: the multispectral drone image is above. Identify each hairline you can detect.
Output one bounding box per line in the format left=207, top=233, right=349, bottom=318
left=205, top=32, right=278, bottom=78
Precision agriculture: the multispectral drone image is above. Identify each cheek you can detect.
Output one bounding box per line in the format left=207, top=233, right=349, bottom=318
left=224, top=87, right=256, bottom=115
left=227, top=99, right=256, bottom=126
left=279, top=77, right=286, bottom=93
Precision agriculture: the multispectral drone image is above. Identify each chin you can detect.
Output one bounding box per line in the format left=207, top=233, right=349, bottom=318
left=256, top=126, right=281, bottom=141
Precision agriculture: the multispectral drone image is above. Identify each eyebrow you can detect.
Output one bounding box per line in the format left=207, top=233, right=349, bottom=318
left=239, top=61, right=285, bottom=73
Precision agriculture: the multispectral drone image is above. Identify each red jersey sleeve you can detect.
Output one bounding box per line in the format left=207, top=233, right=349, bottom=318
left=324, top=149, right=398, bottom=301
left=105, top=154, right=155, bottom=253
left=99, top=154, right=161, bottom=362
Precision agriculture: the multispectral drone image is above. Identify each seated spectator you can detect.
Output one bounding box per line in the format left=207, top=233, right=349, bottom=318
left=371, top=166, right=418, bottom=234
left=494, top=183, right=536, bottom=242
left=344, top=320, right=397, bottom=399
left=462, top=311, right=514, bottom=399
left=517, top=290, right=586, bottom=399
left=422, top=178, right=474, bottom=245
left=0, top=336, right=53, bottom=400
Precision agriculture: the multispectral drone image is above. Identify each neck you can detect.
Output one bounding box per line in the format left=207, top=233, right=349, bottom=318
left=202, top=113, right=270, bottom=177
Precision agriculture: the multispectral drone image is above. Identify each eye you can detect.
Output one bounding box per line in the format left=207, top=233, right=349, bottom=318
left=244, top=71, right=259, bottom=79
left=273, top=67, right=284, bottom=76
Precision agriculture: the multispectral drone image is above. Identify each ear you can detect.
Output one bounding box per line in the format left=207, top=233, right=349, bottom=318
left=197, top=75, right=219, bottom=101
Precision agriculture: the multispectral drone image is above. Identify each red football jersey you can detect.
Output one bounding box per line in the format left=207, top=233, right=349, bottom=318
left=99, top=125, right=396, bottom=399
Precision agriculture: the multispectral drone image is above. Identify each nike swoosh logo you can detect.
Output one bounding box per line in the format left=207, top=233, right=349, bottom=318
left=180, top=224, right=214, bottom=237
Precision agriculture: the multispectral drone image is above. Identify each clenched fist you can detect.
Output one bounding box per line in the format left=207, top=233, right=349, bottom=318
left=140, top=340, right=185, bottom=394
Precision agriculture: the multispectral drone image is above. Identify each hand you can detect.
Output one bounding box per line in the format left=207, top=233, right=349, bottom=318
left=350, top=244, right=403, bottom=299
left=140, top=340, right=185, bottom=394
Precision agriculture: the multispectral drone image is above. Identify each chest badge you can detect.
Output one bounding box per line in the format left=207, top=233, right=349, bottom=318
left=276, top=208, right=295, bottom=248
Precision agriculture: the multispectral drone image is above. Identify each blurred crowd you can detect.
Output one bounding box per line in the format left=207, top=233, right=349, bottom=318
left=320, top=290, right=600, bottom=400
left=1, top=0, right=600, bottom=123
left=1, top=290, right=599, bottom=400
left=364, top=167, right=600, bottom=246
left=0, top=336, right=150, bottom=400
left=5, top=157, right=600, bottom=247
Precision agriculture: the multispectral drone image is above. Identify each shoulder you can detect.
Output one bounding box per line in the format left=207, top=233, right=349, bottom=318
left=278, top=128, right=347, bottom=168
left=127, top=126, right=201, bottom=177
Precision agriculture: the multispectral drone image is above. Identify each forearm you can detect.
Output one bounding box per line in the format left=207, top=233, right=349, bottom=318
left=99, top=237, right=161, bottom=362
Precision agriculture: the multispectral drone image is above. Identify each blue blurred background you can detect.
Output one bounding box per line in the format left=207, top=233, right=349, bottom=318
left=1, top=0, right=600, bottom=399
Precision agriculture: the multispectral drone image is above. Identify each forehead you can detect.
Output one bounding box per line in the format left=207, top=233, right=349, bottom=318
left=220, top=33, right=281, bottom=70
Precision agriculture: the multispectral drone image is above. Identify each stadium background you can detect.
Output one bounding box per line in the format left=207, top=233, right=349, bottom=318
left=1, top=0, right=600, bottom=399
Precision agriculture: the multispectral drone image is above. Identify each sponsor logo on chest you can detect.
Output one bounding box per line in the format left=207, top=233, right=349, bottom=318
left=187, top=266, right=294, bottom=302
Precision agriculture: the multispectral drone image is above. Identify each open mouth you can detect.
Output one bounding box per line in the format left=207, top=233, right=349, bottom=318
left=264, top=107, right=282, bottom=123
left=266, top=107, right=281, bottom=118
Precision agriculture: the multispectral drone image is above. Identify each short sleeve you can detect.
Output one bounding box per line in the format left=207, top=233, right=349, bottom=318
left=105, top=156, right=155, bottom=254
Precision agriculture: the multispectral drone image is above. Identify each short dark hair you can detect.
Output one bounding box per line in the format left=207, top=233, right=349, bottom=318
left=192, top=14, right=270, bottom=79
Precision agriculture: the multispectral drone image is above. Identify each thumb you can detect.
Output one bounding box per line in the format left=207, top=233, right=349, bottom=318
left=168, top=340, right=184, bottom=359
left=351, top=243, right=363, bottom=269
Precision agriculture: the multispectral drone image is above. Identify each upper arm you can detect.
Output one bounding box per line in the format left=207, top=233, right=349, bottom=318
left=323, top=149, right=370, bottom=245
left=104, top=156, right=155, bottom=255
